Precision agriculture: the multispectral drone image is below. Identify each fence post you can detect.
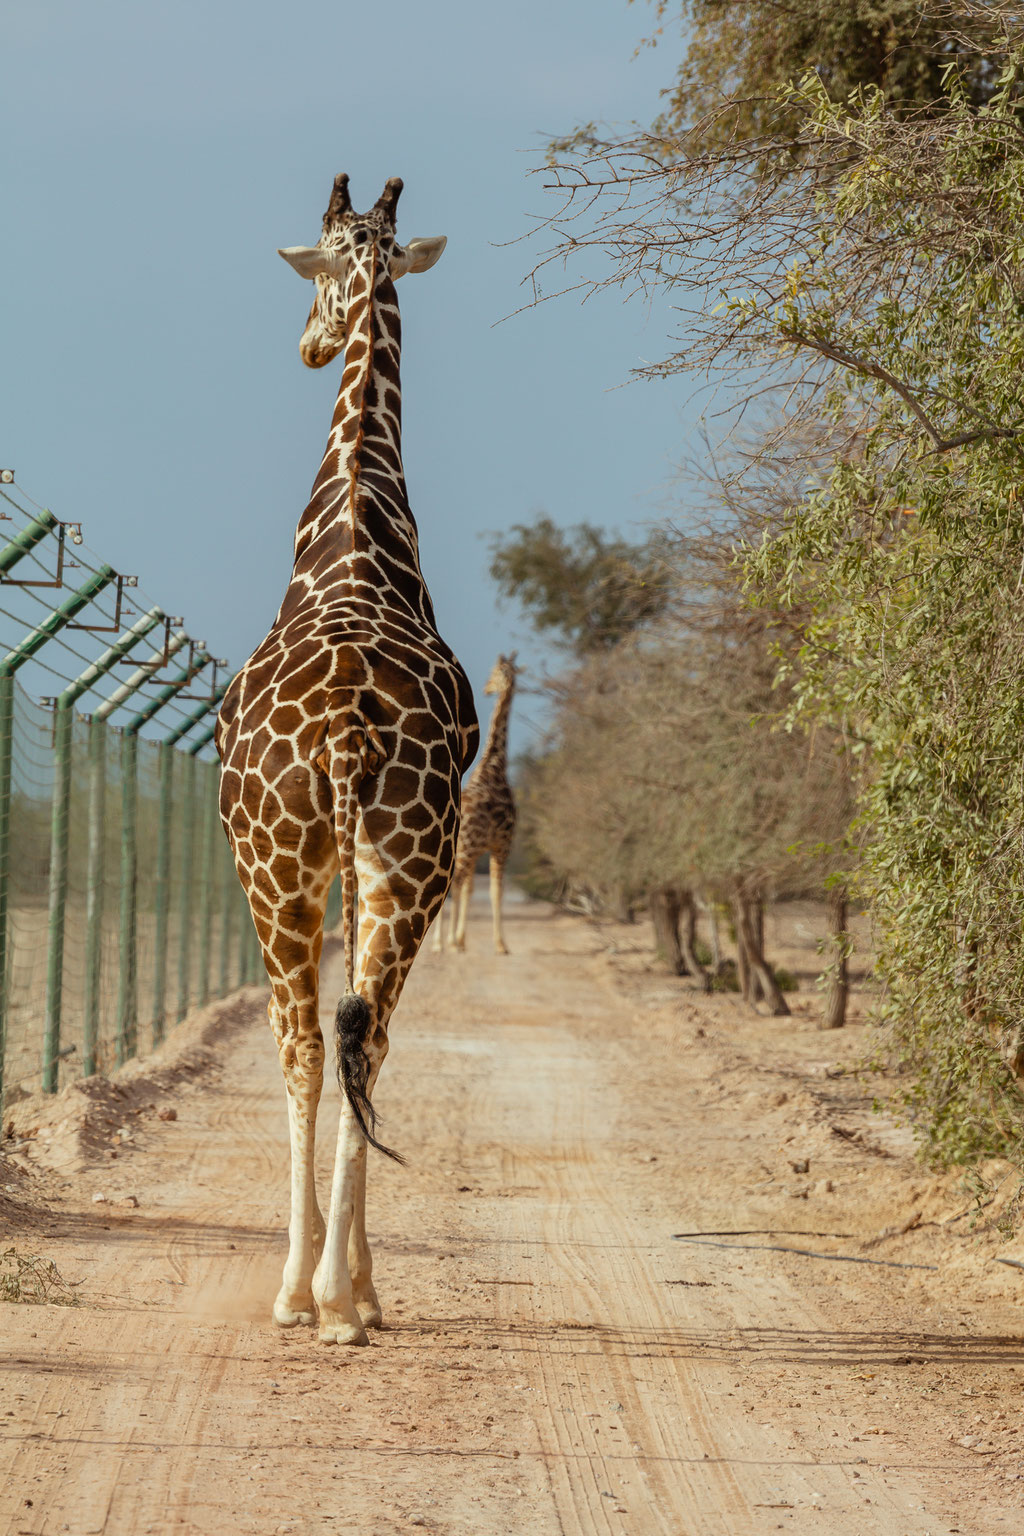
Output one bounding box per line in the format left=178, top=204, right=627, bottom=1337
left=160, top=685, right=228, bottom=1020
left=42, top=703, right=74, bottom=1092
left=176, top=753, right=196, bottom=1022
left=0, top=673, right=14, bottom=1113
left=151, top=742, right=174, bottom=1046
left=185, top=723, right=225, bottom=1009
left=115, top=731, right=139, bottom=1066
left=82, top=717, right=106, bottom=1075
left=196, top=762, right=217, bottom=1007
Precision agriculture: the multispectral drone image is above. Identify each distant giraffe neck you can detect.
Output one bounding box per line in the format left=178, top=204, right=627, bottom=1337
left=481, top=684, right=514, bottom=770
left=287, top=253, right=434, bottom=623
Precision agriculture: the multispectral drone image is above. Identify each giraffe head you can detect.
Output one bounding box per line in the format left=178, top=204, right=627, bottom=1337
left=484, top=652, right=520, bottom=696
left=278, top=173, right=448, bottom=369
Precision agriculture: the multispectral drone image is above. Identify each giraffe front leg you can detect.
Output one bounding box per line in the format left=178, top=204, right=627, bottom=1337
left=313, top=1101, right=372, bottom=1345
left=273, top=1026, right=325, bottom=1329
left=490, top=854, right=509, bottom=955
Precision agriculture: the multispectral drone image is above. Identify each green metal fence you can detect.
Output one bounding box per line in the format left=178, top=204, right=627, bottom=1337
left=0, top=480, right=269, bottom=1114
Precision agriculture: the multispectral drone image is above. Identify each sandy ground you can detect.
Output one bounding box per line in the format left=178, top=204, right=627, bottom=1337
left=3, top=886, right=1024, bottom=1535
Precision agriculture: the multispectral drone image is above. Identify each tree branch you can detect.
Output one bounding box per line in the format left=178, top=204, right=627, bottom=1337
left=779, top=328, right=1020, bottom=452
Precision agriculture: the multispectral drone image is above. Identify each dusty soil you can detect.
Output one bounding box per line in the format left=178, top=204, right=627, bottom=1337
left=3, top=888, right=1024, bottom=1535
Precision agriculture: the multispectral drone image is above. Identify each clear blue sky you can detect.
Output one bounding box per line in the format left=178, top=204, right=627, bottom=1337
left=4, top=0, right=694, bottom=756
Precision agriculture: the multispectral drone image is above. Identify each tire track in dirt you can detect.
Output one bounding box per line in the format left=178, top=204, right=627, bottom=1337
left=1, top=887, right=1013, bottom=1534
left=414, top=892, right=964, bottom=1536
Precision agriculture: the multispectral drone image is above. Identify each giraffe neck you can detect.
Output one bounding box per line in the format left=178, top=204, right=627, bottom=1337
left=480, top=684, right=514, bottom=772
left=285, top=251, right=435, bottom=624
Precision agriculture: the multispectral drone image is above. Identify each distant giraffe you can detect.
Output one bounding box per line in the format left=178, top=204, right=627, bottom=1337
left=216, top=174, right=478, bottom=1346
left=434, top=653, right=519, bottom=954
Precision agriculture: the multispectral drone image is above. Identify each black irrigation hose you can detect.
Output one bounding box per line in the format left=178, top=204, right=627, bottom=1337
left=672, top=1235, right=938, bottom=1272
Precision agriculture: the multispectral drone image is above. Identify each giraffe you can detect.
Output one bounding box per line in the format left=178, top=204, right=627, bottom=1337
left=216, top=173, right=479, bottom=1346
left=434, top=652, right=519, bottom=954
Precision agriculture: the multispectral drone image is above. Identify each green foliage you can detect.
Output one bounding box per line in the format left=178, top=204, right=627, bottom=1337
left=488, top=516, right=670, bottom=655
left=639, top=0, right=1006, bottom=148
left=744, top=49, right=1024, bottom=1163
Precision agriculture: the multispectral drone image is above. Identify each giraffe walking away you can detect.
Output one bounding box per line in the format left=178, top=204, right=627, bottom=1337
left=216, top=173, right=479, bottom=1345
left=434, top=652, right=519, bottom=955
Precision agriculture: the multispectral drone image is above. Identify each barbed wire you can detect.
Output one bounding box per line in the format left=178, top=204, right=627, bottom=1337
left=0, top=479, right=230, bottom=748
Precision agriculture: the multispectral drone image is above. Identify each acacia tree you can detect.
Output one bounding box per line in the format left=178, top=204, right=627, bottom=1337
left=629, top=0, right=1006, bottom=150
left=508, top=512, right=853, bottom=1017
left=531, top=8, right=1024, bottom=1159
left=489, top=517, right=670, bottom=655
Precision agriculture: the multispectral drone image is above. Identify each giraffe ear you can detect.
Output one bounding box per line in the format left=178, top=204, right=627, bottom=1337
left=390, top=236, right=447, bottom=279
left=278, top=245, right=337, bottom=280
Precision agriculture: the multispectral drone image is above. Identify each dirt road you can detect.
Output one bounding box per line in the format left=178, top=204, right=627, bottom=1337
left=3, top=888, right=1024, bottom=1535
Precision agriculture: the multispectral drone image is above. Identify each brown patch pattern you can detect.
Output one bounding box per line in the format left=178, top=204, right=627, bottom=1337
left=216, top=176, right=478, bottom=1120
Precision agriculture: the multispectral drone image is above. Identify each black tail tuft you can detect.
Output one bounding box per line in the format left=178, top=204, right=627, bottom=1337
left=334, top=994, right=405, bottom=1164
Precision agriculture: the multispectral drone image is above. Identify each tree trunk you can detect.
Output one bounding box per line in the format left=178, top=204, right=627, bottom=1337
left=678, top=890, right=711, bottom=993
left=732, top=896, right=754, bottom=1003
left=820, top=883, right=849, bottom=1030
left=734, top=890, right=791, bottom=1016
left=701, top=897, right=723, bottom=975
left=649, top=885, right=686, bottom=975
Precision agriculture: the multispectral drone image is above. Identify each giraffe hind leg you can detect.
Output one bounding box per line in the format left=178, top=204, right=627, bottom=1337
left=222, top=762, right=336, bottom=1333
left=453, top=874, right=471, bottom=950
left=430, top=894, right=446, bottom=952
left=490, top=853, right=509, bottom=955
left=257, top=901, right=332, bottom=1332
left=311, top=719, right=394, bottom=1344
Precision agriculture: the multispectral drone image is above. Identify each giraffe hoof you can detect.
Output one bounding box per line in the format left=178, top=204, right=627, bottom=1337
left=318, top=1318, right=371, bottom=1346
left=273, top=1298, right=318, bottom=1329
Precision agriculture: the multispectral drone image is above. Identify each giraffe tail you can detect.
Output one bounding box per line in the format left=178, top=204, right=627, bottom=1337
left=320, top=713, right=404, bottom=1165
left=334, top=995, right=405, bottom=1165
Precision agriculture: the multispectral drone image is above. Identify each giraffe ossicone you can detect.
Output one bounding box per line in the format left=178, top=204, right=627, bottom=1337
left=434, top=652, right=520, bottom=956
left=217, top=172, right=479, bottom=1345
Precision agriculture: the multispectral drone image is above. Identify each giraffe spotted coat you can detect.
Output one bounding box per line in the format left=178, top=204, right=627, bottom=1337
left=216, top=174, right=478, bottom=1345
left=439, top=653, right=518, bottom=954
